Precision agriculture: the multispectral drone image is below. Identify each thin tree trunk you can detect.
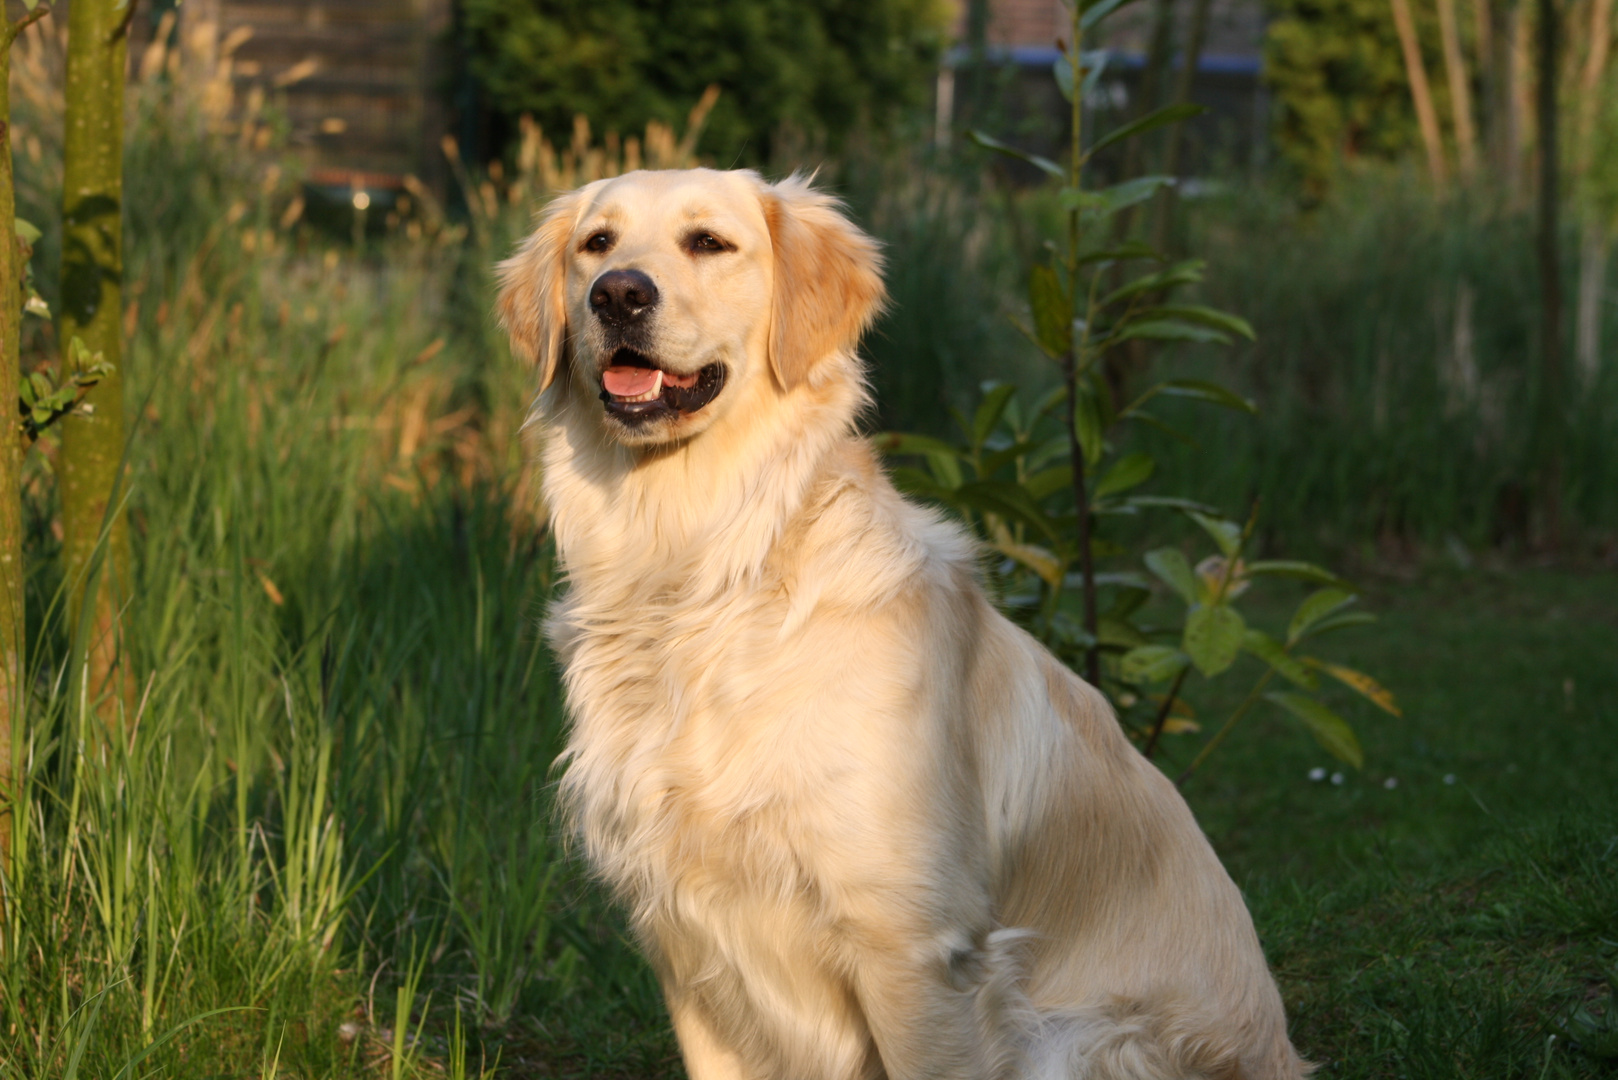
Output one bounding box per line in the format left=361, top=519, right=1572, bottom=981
left=1152, top=0, right=1213, bottom=250
left=1577, top=221, right=1609, bottom=383
left=1535, top=0, right=1562, bottom=544
left=1513, top=0, right=1534, bottom=196
left=1439, top=0, right=1481, bottom=175
left=0, top=5, right=41, bottom=876
left=1574, top=0, right=1614, bottom=384
left=59, top=0, right=132, bottom=736
left=1391, top=0, right=1452, bottom=185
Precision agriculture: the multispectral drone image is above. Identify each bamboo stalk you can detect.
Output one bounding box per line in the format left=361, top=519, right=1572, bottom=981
left=1438, top=0, right=1480, bottom=175
left=1391, top=0, right=1451, bottom=185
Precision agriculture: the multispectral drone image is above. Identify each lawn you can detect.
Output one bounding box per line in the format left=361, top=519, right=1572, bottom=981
left=1181, top=566, right=1618, bottom=1078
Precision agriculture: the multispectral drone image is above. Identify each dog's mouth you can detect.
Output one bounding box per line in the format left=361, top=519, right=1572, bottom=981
left=599, top=349, right=726, bottom=424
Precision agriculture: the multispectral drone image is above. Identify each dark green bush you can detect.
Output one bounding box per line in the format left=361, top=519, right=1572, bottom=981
left=458, top=0, right=950, bottom=163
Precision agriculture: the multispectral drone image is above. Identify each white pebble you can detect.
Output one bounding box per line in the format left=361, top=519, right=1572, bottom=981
left=1308, top=767, right=1327, bottom=781
left=1330, top=772, right=1344, bottom=785
left=1443, top=773, right=1456, bottom=785
left=1383, top=777, right=1398, bottom=789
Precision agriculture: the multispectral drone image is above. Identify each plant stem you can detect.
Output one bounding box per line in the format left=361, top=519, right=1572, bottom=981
left=1177, top=668, right=1275, bottom=786
left=1142, top=663, right=1190, bottom=759
left=1065, top=0, right=1101, bottom=688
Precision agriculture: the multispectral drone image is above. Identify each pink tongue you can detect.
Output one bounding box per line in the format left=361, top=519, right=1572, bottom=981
left=603, top=366, right=660, bottom=397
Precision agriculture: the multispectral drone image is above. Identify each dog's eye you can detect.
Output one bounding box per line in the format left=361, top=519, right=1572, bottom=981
left=688, top=232, right=728, bottom=254
left=583, top=232, right=614, bottom=253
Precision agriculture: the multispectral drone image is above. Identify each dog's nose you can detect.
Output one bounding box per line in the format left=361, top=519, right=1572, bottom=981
left=589, top=269, right=659, bottom=325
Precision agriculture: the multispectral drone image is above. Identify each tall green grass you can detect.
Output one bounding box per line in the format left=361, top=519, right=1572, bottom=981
left=0, top=34, right=669, bottom=1077
left=1153, top=171, right=1618, bottom=550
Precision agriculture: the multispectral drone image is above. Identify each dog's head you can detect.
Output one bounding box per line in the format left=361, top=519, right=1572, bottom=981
left=497, top=169, right=885, bottom=447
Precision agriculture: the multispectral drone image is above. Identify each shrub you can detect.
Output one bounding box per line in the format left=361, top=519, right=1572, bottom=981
left=457, top=0, right=951, bottom=163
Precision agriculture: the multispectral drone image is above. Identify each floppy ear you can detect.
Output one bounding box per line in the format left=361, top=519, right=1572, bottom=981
left=496, top=190, right=583, bottom=392
left=761, top=175, right=887, bottom=391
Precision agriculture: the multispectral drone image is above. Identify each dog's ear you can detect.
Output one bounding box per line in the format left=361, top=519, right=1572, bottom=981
left=497, top=190, right=583, bottom=392
left=761, top=175, right=886, bottom=391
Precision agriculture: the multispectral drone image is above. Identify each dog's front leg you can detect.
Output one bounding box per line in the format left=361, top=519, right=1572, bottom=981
left=847, top=926, right=1025, bottom=1080
left=666, top=989, right=759, bottom=1080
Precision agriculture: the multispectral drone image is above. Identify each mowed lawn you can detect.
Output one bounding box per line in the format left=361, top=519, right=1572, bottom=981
left=1172, top=565, right=1618, bottom=1079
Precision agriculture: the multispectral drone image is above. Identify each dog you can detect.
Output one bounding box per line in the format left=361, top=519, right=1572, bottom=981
left=497, top=168, right=1307, bottom=1080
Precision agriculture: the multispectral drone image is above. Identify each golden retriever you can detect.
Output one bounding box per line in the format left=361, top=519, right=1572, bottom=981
left=497, top=168, right=1306, bottom=1080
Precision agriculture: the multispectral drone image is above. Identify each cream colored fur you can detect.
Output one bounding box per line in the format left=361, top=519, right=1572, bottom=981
left=497, top=168, right=1307, bottom=1080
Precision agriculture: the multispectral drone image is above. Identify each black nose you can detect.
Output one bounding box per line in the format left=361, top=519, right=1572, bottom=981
left=589, top=269, right=659, bottom=325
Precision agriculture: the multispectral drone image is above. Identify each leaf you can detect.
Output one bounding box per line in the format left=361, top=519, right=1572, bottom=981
left=1023, top=464, right=1073, bottom=500
left=1078, top=242, right=1161, bottom=267
left=1131, top=304, right=1255, bottom=341
left=1123, top=494, right=1220, bottom=514
left=955, top=481, right=1061, bottom=542
left=1186, top=510, right=1241, bottom=556
left=968, top=130, right=1066, bottom=180
left=1240, top=629, right=1318, bottom=690
left=1081, top=0, right=1145, bottom=31
left=1303, top=658, right=1401, bottom=716
left=1029, top=264, right=1072, bottom=358
left=993, top=537, right=1063, bottom=587
left=1120, top=644, right=1190, bottom=683
left=1306, top=610, right=1378, bottom=637
left=889, top=466, right=951, bottom=499
left=1079, top=49, right=1111, bottom=99
left=873, top=432, right=963, bottom=459
left=1245, top=560, right=1354, bottom=589
left=14, top=218, right=42, bottom=245
left=972, top=384, right=1019, bottom=451
left=1183, top=604, right=1245, bottom=676
left=1144, top=547, right=1197, bottom=605
left=1097, top=615, right=1149, bottom=648
left=1062, top=175, right=1177, bottom=218
left=1154, top=378, right=1257, bottom=413
left=1054, top=54, right=1075, bottom=102
left=1099, top=259, right=1205, bottom=309
left=979, top=438, right=1037, bottom=479
left=1072, top=377, right=1104, bottom=467
left=1266, top=692, right=1364, bottom=768
left=1085, top=103, right=1207, bottom=159
left=1093, top=451, right=1155, bottom=499
left=1110, top=318, right=1231, bottom=346
left=1287, top=588, right=1358, bottom=645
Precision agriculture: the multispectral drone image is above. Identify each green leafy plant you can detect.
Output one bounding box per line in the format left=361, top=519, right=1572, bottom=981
left=883, top=0, right=1397, bottom=783
left=18, top=336, right=115, bottom=448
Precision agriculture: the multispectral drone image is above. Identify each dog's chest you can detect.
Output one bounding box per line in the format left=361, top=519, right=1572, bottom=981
left=553, top=584, right=841, bottom=895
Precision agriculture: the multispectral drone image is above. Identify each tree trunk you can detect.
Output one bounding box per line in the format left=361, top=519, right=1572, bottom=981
left=0, top=5, right=37, bottom=874
left=1576, top=221, right=1609, bottom=384
left=1391, top=0, right=1451, bottom=186
left=1513, top=0, right=1534, bottom=197
left=1574, top=0, right=1614, bottom=386
left=1438, top=0, right=1480, bottom=175
left=1152, top=0, right=1213, bottom=250
left=59, top=0, right=131, bottom=736
left=1535, top=0, right=1562, bottom=545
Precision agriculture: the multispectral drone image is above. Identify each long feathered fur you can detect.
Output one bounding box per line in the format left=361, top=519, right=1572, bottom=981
left=498, top=168, right=1308, bottom=1080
